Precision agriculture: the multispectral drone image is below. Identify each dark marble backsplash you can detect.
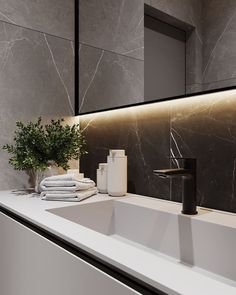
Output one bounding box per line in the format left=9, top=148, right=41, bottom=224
left=80, top=90, right=236, bottom=214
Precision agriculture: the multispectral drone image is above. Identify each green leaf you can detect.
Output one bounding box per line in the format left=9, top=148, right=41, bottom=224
left=2, top=117, right=87, bottom=171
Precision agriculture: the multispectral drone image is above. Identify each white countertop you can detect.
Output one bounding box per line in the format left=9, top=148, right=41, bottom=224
left=0, top=190, right=235, bottom=295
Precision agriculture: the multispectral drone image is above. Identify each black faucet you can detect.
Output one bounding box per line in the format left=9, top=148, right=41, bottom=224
left=153, top=158, right=197, bottom=215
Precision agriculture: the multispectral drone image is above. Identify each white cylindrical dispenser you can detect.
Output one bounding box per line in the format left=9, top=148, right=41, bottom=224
left=107, top=149, right=127, bottom=196
left=97, top=163, right=108, bottom=193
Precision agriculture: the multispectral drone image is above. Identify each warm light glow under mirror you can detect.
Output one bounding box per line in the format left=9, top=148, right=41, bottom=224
left=78, top=89, right=236, bottom=122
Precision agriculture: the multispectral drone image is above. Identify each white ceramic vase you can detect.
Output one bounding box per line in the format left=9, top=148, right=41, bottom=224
left=30, top=161, right=59, bottom=193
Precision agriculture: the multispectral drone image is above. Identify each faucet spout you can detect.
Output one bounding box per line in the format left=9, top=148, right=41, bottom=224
left=154, top=158, right=197, bottom=215
left=153, top=168, right=192, bottom=178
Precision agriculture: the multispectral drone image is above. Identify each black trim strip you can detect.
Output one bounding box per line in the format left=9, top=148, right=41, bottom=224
left=74, top=0, right=79, bottom=115
left=77, top=86, right=236, bottom=116
left=0, top=205, right=167, bottom=295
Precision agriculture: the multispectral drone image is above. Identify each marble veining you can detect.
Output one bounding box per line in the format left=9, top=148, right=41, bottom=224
left=81, top=103, right=171, bottom=199
left=78, top=0, right=236, bottom=114
left=79, top=43, right=144, bottom=114
left=202, top=0, right=236, bottom=90
left=79, top=0, right=236, bottom=213
left=44, top=34, right=74, bottom=114
left=79, top=0, right=144, bottom=60
left=170, top=92, right=236, bottom=212
left=0, top=10, right=74, bottom=190
left=78, top=0, right=144, bottom=113
left=0, top=0, right=74, bottom=40
left=81, top=91, right=236, bottom=214
left=0, top=9, right=17, bottom=25
left=79, top=49, right=104, bottom=112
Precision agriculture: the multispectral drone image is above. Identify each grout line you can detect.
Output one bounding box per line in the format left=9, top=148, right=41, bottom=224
left=187, top=77, right=236, bottom=86
left=0, top=18, right=74, bottom=42
left=79, top=41, right=144, bottom=62
left=202, top=77, right=236, bottom=85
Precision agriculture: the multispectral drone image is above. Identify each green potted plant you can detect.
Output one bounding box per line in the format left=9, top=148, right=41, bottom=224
left=3, top=117, right=87, bottom=192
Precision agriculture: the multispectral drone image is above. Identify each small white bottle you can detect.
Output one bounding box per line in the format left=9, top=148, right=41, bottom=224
left=96, top=163, right=108, bottom=193
left=107, top=150, right=127, bottom=197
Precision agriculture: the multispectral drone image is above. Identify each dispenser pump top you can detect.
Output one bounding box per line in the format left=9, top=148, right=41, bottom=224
left=109, top=149, right=126, bottom=157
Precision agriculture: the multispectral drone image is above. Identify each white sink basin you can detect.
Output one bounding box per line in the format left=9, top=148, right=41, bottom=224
left=48, top=196, right=236, bottom=283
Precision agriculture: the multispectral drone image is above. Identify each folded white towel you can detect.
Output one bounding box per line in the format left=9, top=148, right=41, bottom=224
left=41, top=187, right=98, bottom=202
left=41, top=187, right=97, bottom=198
left=40, top=176, right=95, bottom=192
left=42, top=174, right=84, bottom=182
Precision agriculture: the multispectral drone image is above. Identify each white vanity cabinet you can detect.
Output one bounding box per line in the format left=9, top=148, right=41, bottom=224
left=0, top=212, right=140, bottom=295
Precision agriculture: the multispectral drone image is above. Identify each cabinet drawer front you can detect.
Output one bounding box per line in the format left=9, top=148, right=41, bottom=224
left=0, top=212, right=140, bottom=295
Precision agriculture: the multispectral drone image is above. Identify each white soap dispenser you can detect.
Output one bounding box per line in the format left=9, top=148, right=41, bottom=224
left=107, top=149, right=127, bottom=196
left=96, top=163, right=108, bottom=193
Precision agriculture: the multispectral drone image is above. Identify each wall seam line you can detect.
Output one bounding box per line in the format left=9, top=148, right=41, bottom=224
left=0, top=19, right=74, bottom=42
left=79, top=41, right=144, bottom=62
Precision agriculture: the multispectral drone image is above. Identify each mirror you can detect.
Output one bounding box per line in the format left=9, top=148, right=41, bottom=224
left=77, top=1, right=236, bottom=114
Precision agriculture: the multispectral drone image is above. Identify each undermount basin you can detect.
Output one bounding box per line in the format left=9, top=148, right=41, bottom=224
left=47, top=196, right=236, bottom=283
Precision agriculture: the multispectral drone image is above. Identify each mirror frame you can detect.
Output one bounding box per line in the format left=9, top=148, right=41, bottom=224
left=75, top=1, right=236, bottom=116
left=75, top=0, right=79, bottom=115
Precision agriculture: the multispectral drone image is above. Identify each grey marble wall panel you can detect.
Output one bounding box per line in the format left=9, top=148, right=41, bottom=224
left=80, top=103, right=170, bottom=198
left=0, top=0, right=74, bottom=40
left=79, top=0, right=144, bottom=60
left=148, top=0, right=203, bottom=92
left=149, top=0, right=236, bottom=92
left=0, top=21, right=74, bottom=190
left=202, top=0, right=236, bottom=89
left=79, top=43, right=144, bottom=113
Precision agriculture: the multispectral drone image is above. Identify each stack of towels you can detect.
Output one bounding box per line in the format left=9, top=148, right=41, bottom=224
left=40, top=174, right=97, bottom=202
